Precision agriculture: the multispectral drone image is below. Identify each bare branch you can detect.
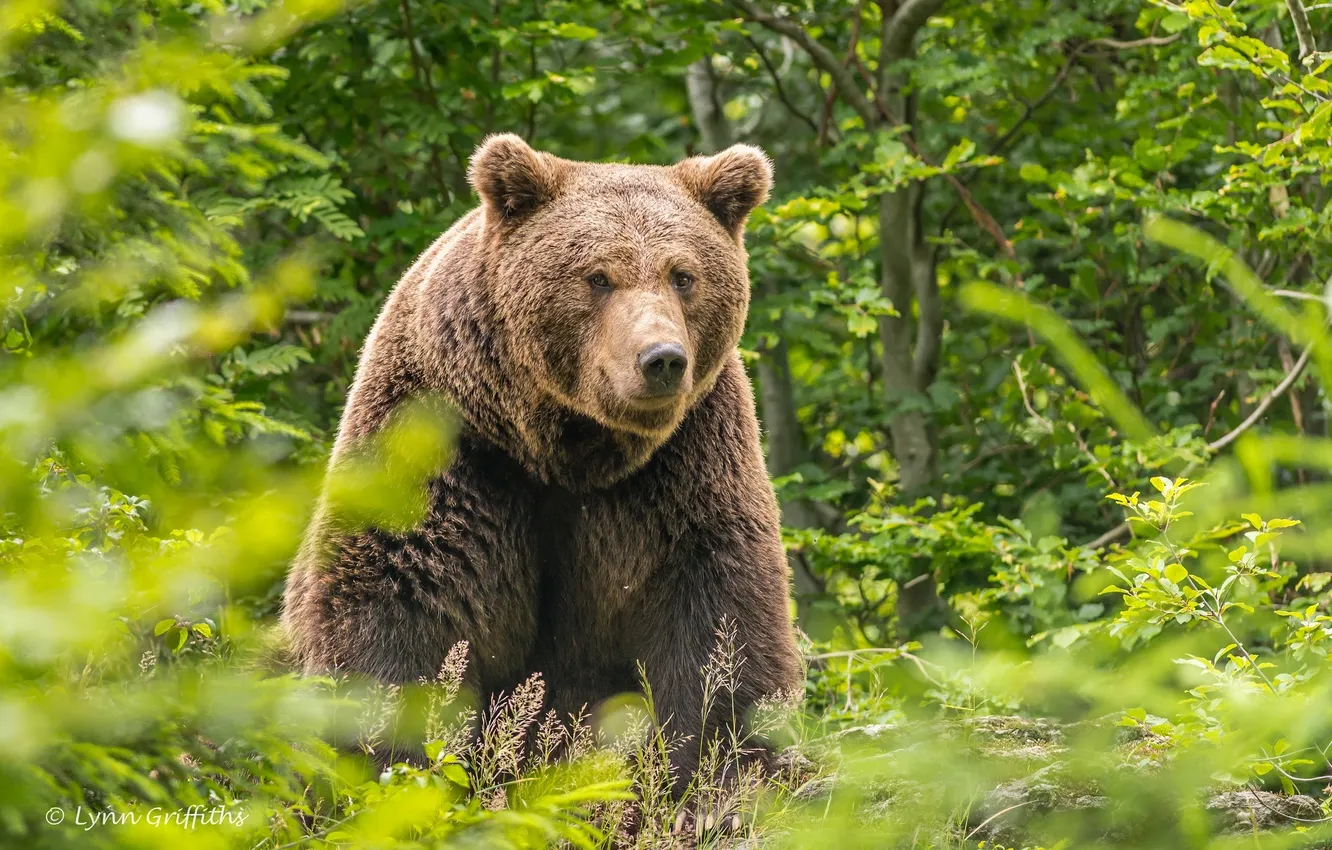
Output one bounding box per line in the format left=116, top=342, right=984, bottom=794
left=728, top=0, right=879, bottom=125
left=986, top=47, right=1084, bottom=157
left=1086, top=522, right=1131, bottom=550
left=1206, top=336, right=1315, bottom=452
left=740, top=34, right=821, bottom=136
left=1271, top=288, right=1328, bottom=302
left=1086, top=33, right=1183, bottom=50
left=1086, top=322, right=1323, bottom=550
left=284, top=310, right=333, bottom=324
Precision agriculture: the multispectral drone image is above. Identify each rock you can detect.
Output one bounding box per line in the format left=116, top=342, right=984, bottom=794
left=1206, top=790, right=1323, bottom=833
left=834, top=723, right=908, bottom=746
left=971, top=762, right=1108, bottom=842
left=964, top=714, right=1066, bottom=746
left=792, top=775, right=837, bottom=802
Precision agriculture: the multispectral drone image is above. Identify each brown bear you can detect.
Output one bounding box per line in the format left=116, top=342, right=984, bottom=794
left=281, top=134, right=801, bottom=786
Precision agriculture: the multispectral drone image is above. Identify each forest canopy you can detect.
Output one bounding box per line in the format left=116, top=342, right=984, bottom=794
left=3, top=0, right=1332, bottom=848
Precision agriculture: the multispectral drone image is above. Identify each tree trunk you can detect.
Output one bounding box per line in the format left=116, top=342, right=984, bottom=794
left=876, top=187, right=936, bottom=494
left=876, top=9, right=947, bottom=635
left=686, top=59, right=732, bottom=152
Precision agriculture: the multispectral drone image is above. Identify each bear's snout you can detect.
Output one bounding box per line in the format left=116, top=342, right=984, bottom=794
left=637, top=341, right=688, bottom=395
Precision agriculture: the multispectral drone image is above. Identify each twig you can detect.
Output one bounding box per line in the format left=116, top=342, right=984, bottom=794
left=1245, top=784, right=1332, bottom=823
left=987, top=46, right=1084, bottom=157
left=731, top=0, right=1018, bottom=262
left=1085, top=320, right=1325, bottom=549
left=1086, top=522, right=1131, bottom=550
left=284, top=309, right=332, bottom=324
left=1203, top=389, right=1227, bottom=438
left=1206, top=335, right=1315, bottom=452
left=964, top=800, right=1038, bottom=841
left=728, top=0, right=878, bottom=126
left=1271, top=288, right=1328, bottom=302
left=1012, top=360, right=1053, bottom=433
left=741, top=33, right=820, bottom=135
left=1086, top=33, right=1183, bottom=50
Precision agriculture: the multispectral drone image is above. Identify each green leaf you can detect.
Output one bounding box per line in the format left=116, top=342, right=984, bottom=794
left=847, top=312, right=877, bottom=338
left=1018, top=163, right=1048, bottom=182
left=153, top=619, right=175, bottom=636
left=1165, top=563, right=1189, bottom=584
left=553, top=23, right=598, bottom=40
left=441, top=762, right=470, bottom=788
left=942, top=138, right=975, bottom=169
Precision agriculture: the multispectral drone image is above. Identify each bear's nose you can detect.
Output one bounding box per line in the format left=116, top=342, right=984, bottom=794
left=637, top=342, right=688, bottom=394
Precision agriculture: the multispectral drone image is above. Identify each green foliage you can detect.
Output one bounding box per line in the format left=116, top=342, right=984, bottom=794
left=4, top=0, right=1332, bottom=847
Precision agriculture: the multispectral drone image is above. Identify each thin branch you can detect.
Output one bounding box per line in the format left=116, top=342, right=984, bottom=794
left=1245, top=784, right=1332, bottom=824
left=817, top=0, right=865, bottom=146
left=987, top=46, right=1084, bottom=157
left=1271, top=288, right=1328, bottom=302
left=735, top=0, right=1017, bottom=264
left=1085, top=324, right=1322, bottom=550
left=741, top=34, right=821, bottom=136
left=1086, top=522, right=1131, bottom=550
left=964, top=801, right=1038, bottom=841
left=1086, top=33, right=1183, bottom=50
left=728, top=0, right=879, bottom=126
left=1012, top=360, right=1054, bottom=433
left=1206, top=336, right=1314, bottom=452
left=284, top=310, right=333, bottom=324
left=862, top=81, right=1018, bottom=260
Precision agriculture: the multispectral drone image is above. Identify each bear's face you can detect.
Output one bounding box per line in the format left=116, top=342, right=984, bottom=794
left=468, top=135, right=771, bottom=441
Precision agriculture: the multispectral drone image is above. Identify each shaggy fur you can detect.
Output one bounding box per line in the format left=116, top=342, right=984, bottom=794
left=282, top=134, right=801, bottom=783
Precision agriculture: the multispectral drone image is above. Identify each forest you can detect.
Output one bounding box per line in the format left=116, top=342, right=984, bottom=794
left=3, top=0, right=1332, bottom=847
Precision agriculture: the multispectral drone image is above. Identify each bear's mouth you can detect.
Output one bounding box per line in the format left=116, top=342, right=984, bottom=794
left=598, top=392, right=685, bottom=437
left=625, top=394, right=680, bottom=412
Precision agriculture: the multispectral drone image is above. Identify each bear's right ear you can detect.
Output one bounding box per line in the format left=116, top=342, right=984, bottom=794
left=468, top=133, right=566, bottom=221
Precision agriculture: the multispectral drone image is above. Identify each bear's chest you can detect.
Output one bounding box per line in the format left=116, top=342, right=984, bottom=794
left=531, top=476, right=684, bottom=630
left=540, top=491, right=666, bottom=591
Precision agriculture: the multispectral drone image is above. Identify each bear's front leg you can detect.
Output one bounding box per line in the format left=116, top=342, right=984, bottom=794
left=628, top=517, right=802, bottom=794
left=282, top=446, right=542, bottom=696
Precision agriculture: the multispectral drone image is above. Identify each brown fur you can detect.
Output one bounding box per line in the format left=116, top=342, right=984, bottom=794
left=282, top=134, right=801, bottom=784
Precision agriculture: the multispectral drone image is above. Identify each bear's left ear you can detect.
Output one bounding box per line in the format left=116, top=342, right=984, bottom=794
left=674, top=144, right=773, bottom=235
left=468, top=133, right=567, bottom=221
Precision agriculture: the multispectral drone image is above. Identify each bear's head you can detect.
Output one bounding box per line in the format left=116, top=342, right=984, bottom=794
left=466, top=134, right=770, bottom=453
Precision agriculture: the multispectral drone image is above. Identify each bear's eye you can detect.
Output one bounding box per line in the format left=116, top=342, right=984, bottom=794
left=586, top=272, right=612, bottom=291
left=671, top=271, right=695, bottom=294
